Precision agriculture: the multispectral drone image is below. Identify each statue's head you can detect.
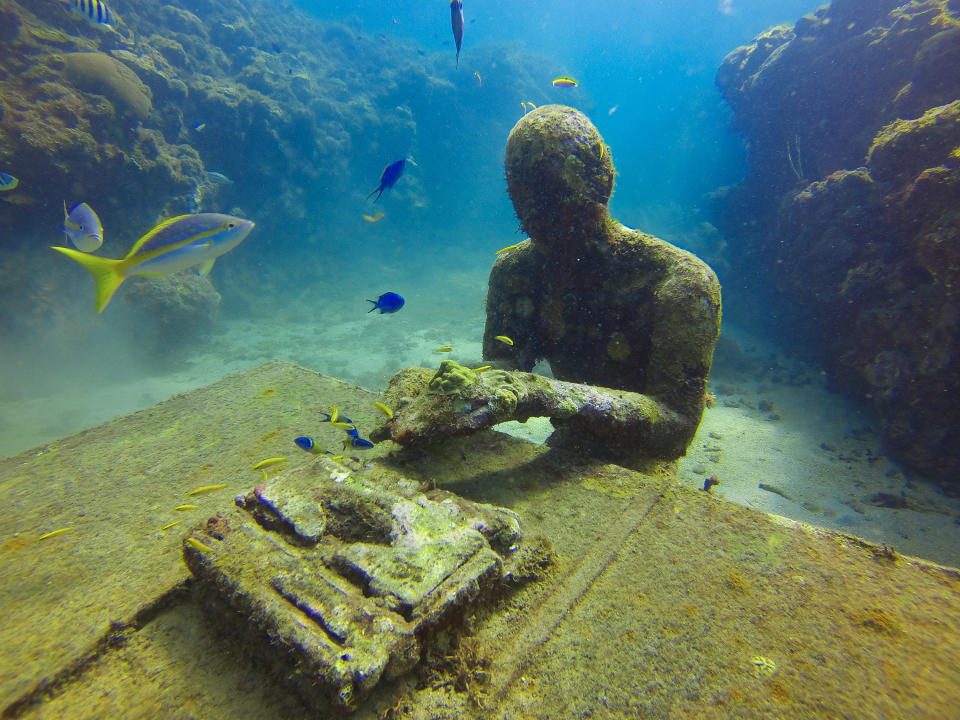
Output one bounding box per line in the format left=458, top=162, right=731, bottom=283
left=505, top=105, right=615, bottom=251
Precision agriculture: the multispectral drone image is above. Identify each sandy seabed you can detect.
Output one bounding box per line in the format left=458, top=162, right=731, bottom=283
left=3, top=282, right=958, bottom=569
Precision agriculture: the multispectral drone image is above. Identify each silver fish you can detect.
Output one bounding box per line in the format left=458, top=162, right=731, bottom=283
left=450, top=0, right=463, bottom=67
left=63, top=201, right=103, bottom=252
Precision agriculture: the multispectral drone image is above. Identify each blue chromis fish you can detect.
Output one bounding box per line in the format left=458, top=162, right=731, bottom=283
left=450, top=0, right=464, bottom=67
left=0, top=172, right=19, bottom=191
left=367, top=159, right=405, bottom=202
left=63, top=201, right=103, bottom=252
left=294, top=436, right=332, bottom=454
left=69, top=0, right=113, bottom=25
left=51, top=213, right=254, bottom=313
left=367, top=292, right=405, bottom=314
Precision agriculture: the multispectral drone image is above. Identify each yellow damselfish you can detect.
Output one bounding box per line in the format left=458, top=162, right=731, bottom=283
left=251, top=457, right=288, bottom=471
left=38, top=527, right=72, bottom=540
left=185, top=483, right=227, bottom=497
left=185, top=537, right=209, bottom=552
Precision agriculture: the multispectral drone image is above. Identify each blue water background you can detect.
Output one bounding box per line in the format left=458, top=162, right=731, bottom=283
left=0, top=0, right=824, bottom=457
left=291, top=0, right=820, bottom=253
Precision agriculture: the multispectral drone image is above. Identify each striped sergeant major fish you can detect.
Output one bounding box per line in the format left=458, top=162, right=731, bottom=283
left=69, top=0, right=113, bottom=26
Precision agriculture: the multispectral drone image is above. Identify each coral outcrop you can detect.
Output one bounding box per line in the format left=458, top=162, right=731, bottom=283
left=0, top=0, right=548, bottom=335
left=714, top=0, right=960, bottom=488
left=62, top=52, right=152, bottom=120
left=484, top=106, right=722, bottom=463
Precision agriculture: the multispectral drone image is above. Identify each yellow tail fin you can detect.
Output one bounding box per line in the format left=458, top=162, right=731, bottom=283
left=50, top=246, right=126, bottom=313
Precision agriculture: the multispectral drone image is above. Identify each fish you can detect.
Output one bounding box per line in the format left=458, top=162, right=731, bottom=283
left=495, top=243, right=520, bottom=254
left=552, top=76, right=578, bottom=88
left=473, top=365, right=492, bottom=372
left=294, top=436, right=327, bottom=453
left=608, top=105, right=619, bottom=116
left=321, top=411, right=351, bottom=425
left=51, top=213, right=254, bottom=313
left=450, top=0, right=464, bottom=67
left=495, top=335, right=515, bottom=346
left=0, top=172, right=18, bottom=191
left=367, top=159, right=405, bottom=201
left=363, top=213, right=384, bottom=223
left=174, top=504, right=199, bottom=511
left=373, top=401, right=394, bottom=419
left=192, top=122, right=207, bottom=131
left=327, top=406, right=339, bottom=423
left=185, top=484, right=227, bottom=496
left=346, top=436, right=375, bottom=450
left=158, top=520, right=182, bottom=531
left=367, top=291, right=405, bottom=314
left=69, top=0, right=113, bottom=25
left=330, top=421, right=357, bottom=430
left=473, top=71, right=482, bottom=85
left=62, top=201, right=103, bottom=252
left=38, top=527, right=73, bottom=540
left=185, top=537, right=209, bottom=553
left=251, top=457, right=288, bottom=470
left=204, top=171, right=232, bottom=185
left=435, top=345, right=454, bottom=352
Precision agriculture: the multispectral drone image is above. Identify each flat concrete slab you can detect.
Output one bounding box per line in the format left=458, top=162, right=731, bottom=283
left=2, top=361, right=959, bottom=719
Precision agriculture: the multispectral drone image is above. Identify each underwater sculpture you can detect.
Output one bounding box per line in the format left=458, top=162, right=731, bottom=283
left=374, top=105, right=721, bottom=467
left=371, top=360, right=687, bottom=468
left=482, top=105, right=720, bottom=463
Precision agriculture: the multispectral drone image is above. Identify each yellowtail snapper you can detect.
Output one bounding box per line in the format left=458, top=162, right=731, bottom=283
left=63, top=201, right=103, bottom=252
left=51, top=213, right=254, bottom=312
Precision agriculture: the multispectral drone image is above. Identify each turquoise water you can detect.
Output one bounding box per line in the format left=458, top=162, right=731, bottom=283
left=2, top=0, right=959, bottom=567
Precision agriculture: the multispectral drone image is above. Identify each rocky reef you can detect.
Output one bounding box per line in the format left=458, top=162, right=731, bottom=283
left=714, top=0, right=960, bottom=488
left=0, top=0, right=546, bottom=336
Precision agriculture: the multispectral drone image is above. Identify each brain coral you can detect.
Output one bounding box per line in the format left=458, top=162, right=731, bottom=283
left=63, top=52, right=152, bottom=120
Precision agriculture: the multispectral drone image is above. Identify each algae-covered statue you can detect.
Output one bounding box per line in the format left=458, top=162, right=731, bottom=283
left=484, top=105, right=721, bottom=462
left=374, top=106, right=720, bottom=468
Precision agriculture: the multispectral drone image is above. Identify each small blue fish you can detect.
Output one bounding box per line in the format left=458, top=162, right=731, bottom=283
left=69, top=0, right=113, bottom=25
left=0, top=172, right=19, bottom=191
left=294, top=436, right=332, bottom=454
left=367, top=159, right=405, bottom=202
left=367, top=292, right=405, bottom=314
left=63, top=201, right=103, bottom=252
left=193, top=122, right=207, bottom=131
left=345, top=436, right=375, bottom=450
